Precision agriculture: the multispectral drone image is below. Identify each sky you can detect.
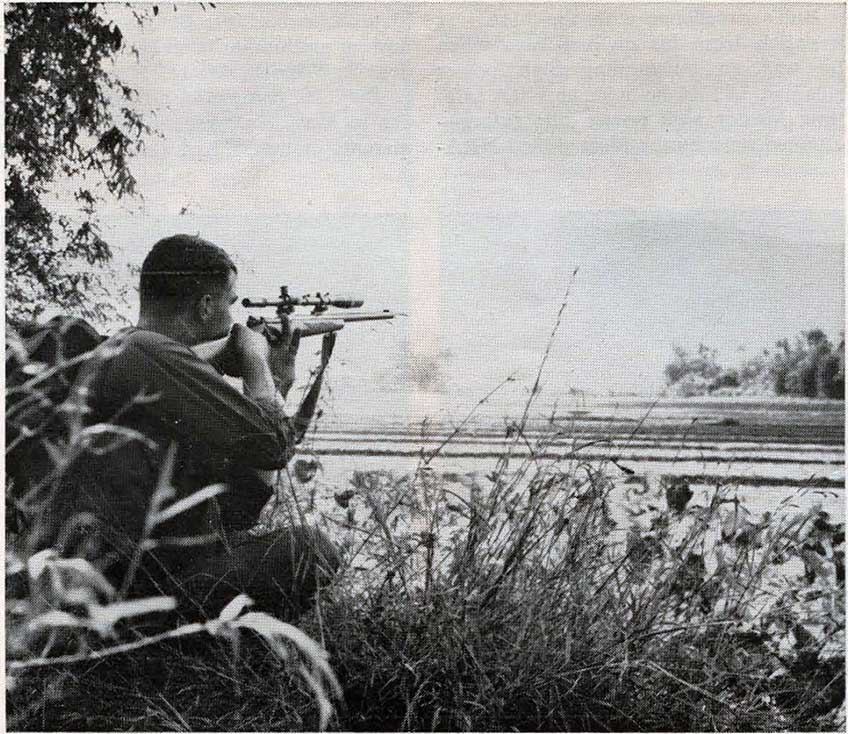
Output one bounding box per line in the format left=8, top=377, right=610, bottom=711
left=82, top=2, right=844, bottom=421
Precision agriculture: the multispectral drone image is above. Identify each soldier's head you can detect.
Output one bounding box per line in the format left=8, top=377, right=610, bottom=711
left=140, top=234, right=238, bottom=341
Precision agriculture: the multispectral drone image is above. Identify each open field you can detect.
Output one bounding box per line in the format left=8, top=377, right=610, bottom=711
left=295, top=397, right=845, bottom=522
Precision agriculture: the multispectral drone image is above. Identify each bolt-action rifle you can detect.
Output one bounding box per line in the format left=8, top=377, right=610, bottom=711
left=242, top=285, right=399, bottom=341
left=194, top=285, right=401, bottom=361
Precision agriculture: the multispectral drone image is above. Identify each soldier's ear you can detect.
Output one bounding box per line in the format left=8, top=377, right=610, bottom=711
left=196, top=294, right=214, bottom=322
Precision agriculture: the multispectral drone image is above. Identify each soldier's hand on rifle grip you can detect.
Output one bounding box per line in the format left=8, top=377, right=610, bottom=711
left=268, top=315, right=301, bottom=399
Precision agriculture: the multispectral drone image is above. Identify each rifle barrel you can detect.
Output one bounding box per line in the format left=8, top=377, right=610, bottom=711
left=195, top=310, right=399, bottom=358
left=285, top=311, right=397, bottom=324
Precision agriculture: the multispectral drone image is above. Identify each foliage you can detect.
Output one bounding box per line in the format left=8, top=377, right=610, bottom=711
left=5, top=3, right=154, bottom=323
left=771, top=331, right=844, bottom=400
left=666, top=332, right=845, bottom=399
left=664, top=344, right=724, bottom=397
left=10, top=440, right=844, bottom=731
left=269, top=455, right=843, bottom=731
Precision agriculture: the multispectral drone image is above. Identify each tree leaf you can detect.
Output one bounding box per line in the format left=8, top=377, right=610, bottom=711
left=29, top=610, right=85, bottom=630
left=87, top=596, right=176, bottom=637
left=217, top=593, right=253, bottom=623
left=27, top=548, right=58, bottom=580
left=52, top=557, right=116, bottom=600
left=235, top=612, right=329, bottom=664
left=151, top=483, right=228, bottom=526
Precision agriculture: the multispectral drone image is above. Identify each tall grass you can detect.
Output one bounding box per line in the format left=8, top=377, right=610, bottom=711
left=7, top=310, right=844, bottom=731
left=284, top=457, right=844, bottom=731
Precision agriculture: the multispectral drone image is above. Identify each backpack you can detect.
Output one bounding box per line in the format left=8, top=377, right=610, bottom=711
left=6, top=316, right=105, bottom=529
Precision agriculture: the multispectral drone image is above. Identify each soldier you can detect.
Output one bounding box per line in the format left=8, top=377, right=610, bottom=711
left=40, top=234, right=340, bottom=622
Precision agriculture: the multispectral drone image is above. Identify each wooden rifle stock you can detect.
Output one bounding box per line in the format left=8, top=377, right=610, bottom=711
left=192, top=310, right=398, bottom=363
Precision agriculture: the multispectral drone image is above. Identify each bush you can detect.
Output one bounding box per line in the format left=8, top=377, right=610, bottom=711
left=666, top=331, right=845, bottom=399
left=709, top=369, right=740, bottom=392
left=261, top=448, right=845, bottom=731
left=665, top=344, right=723, bottom=391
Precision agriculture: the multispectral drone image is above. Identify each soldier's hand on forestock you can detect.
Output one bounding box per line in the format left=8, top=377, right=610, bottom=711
left=268, top=315, right=301, bottom=398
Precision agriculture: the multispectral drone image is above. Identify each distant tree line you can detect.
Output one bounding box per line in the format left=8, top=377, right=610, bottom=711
left=664, top=330, right=845, bottom=399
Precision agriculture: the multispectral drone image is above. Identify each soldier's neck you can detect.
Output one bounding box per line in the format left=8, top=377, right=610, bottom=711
left=137, top=309, right=200, bottom=346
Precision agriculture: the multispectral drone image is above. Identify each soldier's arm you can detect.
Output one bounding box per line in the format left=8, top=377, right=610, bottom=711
left=100, top=331, right=297, bottom=470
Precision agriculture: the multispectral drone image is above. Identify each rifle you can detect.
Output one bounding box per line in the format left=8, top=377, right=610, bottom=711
left=194, top=286, right=400, bottom=361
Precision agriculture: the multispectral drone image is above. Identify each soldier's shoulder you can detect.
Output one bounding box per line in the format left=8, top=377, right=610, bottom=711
left=102, top=327, right=190, bottom=359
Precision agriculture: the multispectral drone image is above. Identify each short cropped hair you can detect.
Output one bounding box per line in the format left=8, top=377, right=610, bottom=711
left=140, top=235, right=236, bottom=307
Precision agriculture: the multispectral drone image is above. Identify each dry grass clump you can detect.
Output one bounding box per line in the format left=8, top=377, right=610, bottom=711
left=295, top=454, right=844, bottom=731
left=10, top=447, right=844, bottom=731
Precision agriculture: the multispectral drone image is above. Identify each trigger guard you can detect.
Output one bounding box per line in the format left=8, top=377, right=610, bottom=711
left=266, top=325, right=284, bottom=346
